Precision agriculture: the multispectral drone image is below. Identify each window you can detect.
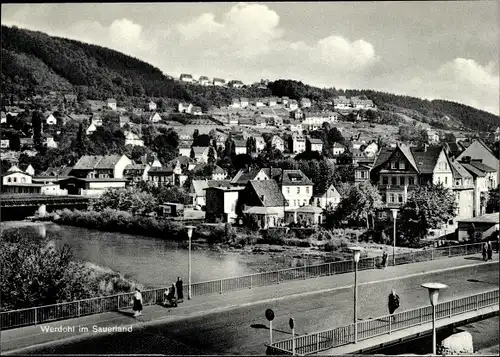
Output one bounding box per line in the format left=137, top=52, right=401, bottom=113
left=21, top=177, right=26, bottom=183
left=7, top=177, right=11, bottom=182
left=360, top=171, right=366, bottom=179
left=287, top=187, right=290, bottom=194
left=391, top=177, right=397, bottom=185
left=399, top=161, right=406, bottom=170
left=398, top=194, right=404, bottom=203
left=13, top=177, right=17, bottom=183
left=390, top=193, right=395, bottom=203
left=455, top=179, right=461, bottom=186
left=399, top=176, right=405, bottom=185
left=391, top=162, right=397, bottom=169
left=297, top=187, right=300, bottom=194
left=445, top=177, right=448, bottom=185
left=306, top=187, right=310, bottom=194
left=382, top=176, right=388, bottom=185
left=409, top=177, right=415, bottom=186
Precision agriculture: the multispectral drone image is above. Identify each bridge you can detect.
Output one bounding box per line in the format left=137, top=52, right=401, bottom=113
left=267, top=289, right=499, bottom=355
left=0, top=194, right=91, bottom=207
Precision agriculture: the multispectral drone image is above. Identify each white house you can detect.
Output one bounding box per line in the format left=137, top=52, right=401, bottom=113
left=288, top=120, right=303, bottom=132
left=313, top=184, right=341, bottom=209
left=25, top=164, right=35, bottom=176
left=288, top=100, right=299, bottom=111
left=213, top=78, right=226, bottom=86
left=124, top=131, right=144, bottom=146
left=212, top=166, right=228, bottom=180
left=271, top=135, right=285, bottom=151
left=107, top=98, right=117, bottom=111
left=240, top=97, right=249, bottom=108
left=199, top=76, right=210, bottom=86
left=332, top=142, right=346, bottom=155
left=302, top=112, right=338, bottom=130
left=333, top=96, right=350, bottom=109
left=233, top=139, right=247, bottom=155
left=178, top=102, right=193, bottom=114
left=192, top=146, right=216, bottom=164
left=255, top=98, right=265, bottom=107
left=291, top=135, right=306, bottom=154
left=230, top=80, right=244, bottom=88
left=281, top=170, right=314, bottom=208
left=45, top=113, right=57, bottom=125
left=148, top=112, right=162, bottom=123
left=44, top=136, right=58, bottom=148
left=178, top=142, right=192, bottom=157
left=86, top=123, right=98, bottom=135
left=180, top=74, right=193, bottom=83
left=148, top=101, right=157, bottom=111
left=300, top=98, right=312, bottom=108
left=307, top=138, right=323, bottom=152
left=1, top=112, right=7, bottom=124
left=1, top=139, right=10, bottom=148
left=231, top=98, right=241, bottom=108
left=281, top=97, right=290, bottom=105
left=267, top=97, right=278, bottom=107
left=255, top=136, right=266, bottom=153
left=362, top=142, right=379, bottom=157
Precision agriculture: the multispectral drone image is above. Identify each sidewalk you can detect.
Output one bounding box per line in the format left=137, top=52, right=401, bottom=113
left=2, top=253, right=498, bottom=354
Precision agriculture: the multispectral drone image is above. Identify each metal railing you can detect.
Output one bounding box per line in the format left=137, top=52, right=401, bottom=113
left=267, top=289, right=499, bottom=355
left=0, top=242, right=495, bottom=330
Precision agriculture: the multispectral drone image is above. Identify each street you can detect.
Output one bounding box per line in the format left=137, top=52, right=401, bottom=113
left=14, top=262, right=498, bottom=355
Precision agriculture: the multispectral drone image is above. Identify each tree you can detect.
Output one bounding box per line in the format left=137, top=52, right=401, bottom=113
left=75, top=123, right=87, bottom=156
left=246, top=137, right=257, bottom=154
left=32, top=110, right=43, bottom=150
left=207, top=146, right=216, bottom=166
left=91, top=187, right=157, bottom=215
left=328, top=181, right=382, bottom=229
left=397, top=183, right=457, bottom=246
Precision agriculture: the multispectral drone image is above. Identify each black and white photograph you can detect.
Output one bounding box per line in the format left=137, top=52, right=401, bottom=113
left=0, top=1, right=499, bottom=355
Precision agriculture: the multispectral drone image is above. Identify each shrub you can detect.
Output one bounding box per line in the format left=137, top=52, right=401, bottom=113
left=262, top=229, right=287, bottom=245
left=323, top=237, right=350, bottom=252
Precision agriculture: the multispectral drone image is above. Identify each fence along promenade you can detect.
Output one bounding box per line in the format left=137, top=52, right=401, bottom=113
left=0, top=242, right=493, bottom=330
left=266, top=288, right=500, bottom=355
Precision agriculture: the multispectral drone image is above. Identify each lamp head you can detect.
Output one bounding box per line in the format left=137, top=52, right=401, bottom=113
left=421, top=282, right=448, bottom=306
left=349, top=247, right=363, bottom=263
left=185, top=225, right=196, bottom=239
left=391, top=209, right=398, bottom=219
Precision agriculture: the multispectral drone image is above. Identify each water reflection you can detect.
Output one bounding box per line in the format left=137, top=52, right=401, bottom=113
left=2, top=222, right=252, bottom=288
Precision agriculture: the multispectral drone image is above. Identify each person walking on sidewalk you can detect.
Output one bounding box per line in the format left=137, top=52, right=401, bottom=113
left=487, top=241, right=493, bottom=260
left=132, top=288, right=143, bottom=317
left=176, top=277, right=184, bottom=301
left=388, top=289, right=400, bottom=315
left=381, top=250, right=388, bottom=269
left=482, top=242, right=488, bottom=261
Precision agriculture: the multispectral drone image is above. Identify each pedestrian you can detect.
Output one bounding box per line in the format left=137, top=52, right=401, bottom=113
left=388, top=289, right=400, bottom=315
left=132, top=288, right=143, bottom=317
left=381, top=250, right=388, bottom=269
left=482, top=242, right=488, bottom=261
left=170, top=283, right=176, bottom=301
left=176, top=277, right=184, bottom=301
left=487, top=241, right=493, bottom=260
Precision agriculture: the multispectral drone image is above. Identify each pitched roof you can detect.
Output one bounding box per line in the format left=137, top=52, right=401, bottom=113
left=308, top=138, right=323, bottom=144
left=73, top=155, right=103, bottom=170
left=95, top=155, right=123, bottom=169
left=468, top=160, right=496, bottom=173
left=280, top=170, right=313, bottom=185
left=450, top=160, right=473, bottom=179
left=248, top=180, right=285, bottom=207
left=231, top=168, right=268, bottom=185
left=41, top=166, right=73, bottom=177
left=213, top=165, right=226, bottom=174
left=410, top=146, right=443, bottom=174
left=460, top=163, right=486, bottom=177
left=148, top=166, right=174, bottom=174
left=457, top=139, right=498, bottom=171
left=233, top=139, right=246, bottom=147
left=167, top=156, right=195, bottom=168
left=192, top=146, right=209, bottom=156
left=124, top=163, right=148, bottom=171
left=400, top=145, right=419, bottom=172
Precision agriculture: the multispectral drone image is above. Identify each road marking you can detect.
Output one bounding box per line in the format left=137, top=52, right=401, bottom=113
left=2, top=259, right=497, bottom=355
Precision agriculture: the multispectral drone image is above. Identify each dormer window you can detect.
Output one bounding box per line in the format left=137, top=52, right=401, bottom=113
left=399, top=162, right=406, bottom=170
left=391, top=162, right=397, bottom=169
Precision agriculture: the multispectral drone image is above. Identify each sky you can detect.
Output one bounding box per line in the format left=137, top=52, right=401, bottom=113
left=2, top=2, right=499, bottom=115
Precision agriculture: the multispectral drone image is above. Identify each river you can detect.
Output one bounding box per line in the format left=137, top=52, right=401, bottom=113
left=1, top=221, right=262, bottom=288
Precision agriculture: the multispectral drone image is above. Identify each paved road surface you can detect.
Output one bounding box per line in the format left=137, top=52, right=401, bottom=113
left=5, top=259, right=498, bottom=355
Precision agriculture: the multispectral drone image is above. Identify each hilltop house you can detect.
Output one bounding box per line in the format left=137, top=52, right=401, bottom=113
left=288, top=100, right=299, bottom=111
left=231, top=98, right=241, bottom=108
left=192, top=106, right=202, bottom=116
left=255, top=98, right=265, bottom=107
left=213, top=78, right=226, bottom=86
left=199, top=76, right=210, bottom=86
left=333, top=96, right=350, bottom=109
left=300, top=98, right=312, bottom=108
left=107, top=98, right=117, bottom=111
left=267, top=97, right=278, bottom=107
left=148, top=112, right=162, bottom=123
left=178, top=142, right=192, bottom=157
left=44, top=135, right=58, bottom=148
left=178, top=102, right=193, bottom=114
left=233, top=139, right=247, bottom=155
left=124, top=131, right=144, bottom=146
left=229, top=80, right=244, bottom=88
left=332, top=142, right=346, bottom=156
left=271, top=135, right=285, bottom=151
left=45, top=113, right=57, bottom=125
left=148, top=101, right=157, bottom=111
left=307, top=138, right=323, bottom=152
left=191, top=146, right=216, bottom=164
left=290, top=135, right=306, bottom=154
left=180, top=74, right=193, bottom=83
left=281, top=97, right=290, bottom=105
left=240, top=97, right=249, bottom=108
left=291, top=108, right=304, bottom=120
left=362, top=142, right=379, bottom=157
left=255, top=136, right=266, bottom=153
left=302, top=112, right=338, bottom=130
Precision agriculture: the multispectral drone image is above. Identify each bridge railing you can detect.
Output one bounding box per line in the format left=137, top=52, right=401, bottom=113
left=0, top=242, right=494, bottom=330
left=267, top=289, right=499, bottom=356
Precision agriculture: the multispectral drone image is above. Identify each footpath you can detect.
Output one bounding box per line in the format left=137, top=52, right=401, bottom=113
left=1, top=253, right=498, bottom=354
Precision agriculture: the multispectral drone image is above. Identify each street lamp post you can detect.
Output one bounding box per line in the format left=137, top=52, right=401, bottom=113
left=421, top=282, right=448, bottom=355
left=349, top=247, right=363, bottom=344
left=391, top=209, right=398, bottom=267
left=186, top=226, right=196, bottom=300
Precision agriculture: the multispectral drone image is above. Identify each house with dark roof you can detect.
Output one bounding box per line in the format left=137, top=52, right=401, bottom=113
left=70, top=155, right=132, bottom=179
left=190, top=179, right=232, bottom=207
left=180, top=74, right=193, bottom=83
left=313, top=183, right=341, bottom=209
left=213, top=78, right=226, bottom=86
left=107, top=98, right=117, bottom=111
left=205, top=183, right=244, bottom=223
left=233, top=139, right=247, bottom=155
left=457, top=139, right=499, bottom=184
left=459, top=157, right=497, bottom=217
left=238, top=179, right=286, bottom=228
left=147, top=166, right=175, bottom=187
left=230, top=167, right=271, bottom=186
left=124, top=163, right=151, bottom=183
left=370, top=144, right=453, bottom=208
left=199, top=76, right=210, bottom=86
left=278, top=169, right=314, bottom=208
left=307, top=137, right=323, bottom=152
left=229, top=80, right=244, bottom=88
left=449, top=159, right=475, bottom=221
